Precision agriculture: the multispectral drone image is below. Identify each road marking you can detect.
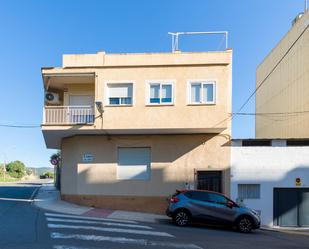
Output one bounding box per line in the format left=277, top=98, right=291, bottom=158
left=53, top=246, right=106, bottom=249
left=45, top=212, right=137, bottom=224
left=51, top=232, right=203, bottom=249
left=29, top=187, right=39, bottom=200
left=48, top=223, right=174, bottom=237
left=46, top=217, right=153, bottom=229
left=0, top=198, right=32, bottom=202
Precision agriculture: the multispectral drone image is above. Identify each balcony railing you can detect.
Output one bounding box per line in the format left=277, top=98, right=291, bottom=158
left=44, top=106, right=95, bottom=125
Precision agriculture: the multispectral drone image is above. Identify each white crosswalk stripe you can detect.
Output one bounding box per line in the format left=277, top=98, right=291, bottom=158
left=46, top=217, right=153, bottom=229
left=45, top=212, right=137, bottom=224
left=53, top=246, right=110, bottom=249
left=46, top=212, right=204, bottom=249
left=51, top=232, right=203, bottom=249
left=48, top=223, right=174, bottom=237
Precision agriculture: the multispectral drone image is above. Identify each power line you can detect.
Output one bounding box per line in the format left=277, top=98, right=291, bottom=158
left=213, top=21, right=309, bottom=128
left=233, top=110, right=309, bottom=116
left=237, top=23, right=308, bottom=114
left=0, top=124, right=40, bottom=128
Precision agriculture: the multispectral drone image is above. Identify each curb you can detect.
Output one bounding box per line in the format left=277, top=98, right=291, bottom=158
left=261, top=227, right=309, bottom=236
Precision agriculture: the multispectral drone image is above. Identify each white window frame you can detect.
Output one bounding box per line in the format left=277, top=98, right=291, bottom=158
left=105, top=82, right=134, bottom=107
left=187, top=80, right=216, bottom=105
left=146, top=81, right=175, bottom=106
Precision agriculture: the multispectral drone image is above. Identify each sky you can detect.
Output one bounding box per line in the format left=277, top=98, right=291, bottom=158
left=0, top=0, right=306, bottom=168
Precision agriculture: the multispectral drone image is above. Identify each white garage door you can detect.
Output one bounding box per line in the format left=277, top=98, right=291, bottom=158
left=117, top=148, right=151, bottom=180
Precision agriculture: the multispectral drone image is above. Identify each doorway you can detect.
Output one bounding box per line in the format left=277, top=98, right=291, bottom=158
left=197, top=171, right=222, bottom=193
left=274, top=188, right=309, bottom=227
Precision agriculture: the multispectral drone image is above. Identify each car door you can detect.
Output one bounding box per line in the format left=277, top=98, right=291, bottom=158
left=206, top=193, right=238, bottom=224
left=184, top=191, right=216, bottom=220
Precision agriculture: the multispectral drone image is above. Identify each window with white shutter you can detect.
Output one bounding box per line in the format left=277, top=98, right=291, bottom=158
left=117, top=148, right=151, bottom=180
left=107, top=83, right=133, bottom=105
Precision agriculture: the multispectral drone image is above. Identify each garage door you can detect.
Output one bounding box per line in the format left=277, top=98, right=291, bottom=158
left=274, top=188, right=309, bottom=227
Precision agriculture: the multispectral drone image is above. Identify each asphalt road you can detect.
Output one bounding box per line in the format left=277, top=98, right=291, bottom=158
left=0, top=182, right=309, bottom=249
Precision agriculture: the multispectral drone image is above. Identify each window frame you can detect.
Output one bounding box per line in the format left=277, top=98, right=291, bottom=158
left=105, top=82, right=134, bottom=107
left=187, top=80, right=216, bottom=105
left=146, top=80, right=175, bottom=106
left=238, top=184, right=261, bottom=199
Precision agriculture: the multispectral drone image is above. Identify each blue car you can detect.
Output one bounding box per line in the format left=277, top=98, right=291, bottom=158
left=166, top=189, right=260, bottom=233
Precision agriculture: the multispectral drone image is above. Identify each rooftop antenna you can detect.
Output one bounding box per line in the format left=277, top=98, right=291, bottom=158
left=168, top=31, right=228, bottom=52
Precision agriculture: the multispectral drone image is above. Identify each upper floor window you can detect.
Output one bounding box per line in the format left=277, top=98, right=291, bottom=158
left=107, top=83, right=133, bottom=106
left=189, top=81, right=216, bottom=105
left=147, top=82, right=174, bottom=105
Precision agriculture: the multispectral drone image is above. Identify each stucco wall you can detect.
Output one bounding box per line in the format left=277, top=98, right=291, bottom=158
left=94, top=64, right=232, bottom=130
left=61, top=134, right=230, bottom=197
left=42, top=50, right=232, bottom=148
left=231, top=143, right=309, bottom=226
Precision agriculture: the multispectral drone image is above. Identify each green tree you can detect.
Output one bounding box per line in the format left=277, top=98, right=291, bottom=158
left=5, top=161, right=26, bottom=178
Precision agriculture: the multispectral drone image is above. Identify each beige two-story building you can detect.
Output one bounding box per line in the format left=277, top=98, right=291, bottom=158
left=256, top=10, right=309, bottom=138
left=41, top=50, right=232, bottom=213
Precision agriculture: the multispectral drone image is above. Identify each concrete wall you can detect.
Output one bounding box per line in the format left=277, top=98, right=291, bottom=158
left=61, top=134, right=230, bottom=213
left=231, top=141, right=309, bottom=226
left=256, top=11, right=309, bottom=138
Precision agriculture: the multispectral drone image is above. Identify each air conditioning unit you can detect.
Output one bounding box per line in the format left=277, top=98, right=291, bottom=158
left=45, top=92, right=60, bottom=104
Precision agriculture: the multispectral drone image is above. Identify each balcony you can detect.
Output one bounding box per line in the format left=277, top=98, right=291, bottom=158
left=43, top=106, right=94, bottom=125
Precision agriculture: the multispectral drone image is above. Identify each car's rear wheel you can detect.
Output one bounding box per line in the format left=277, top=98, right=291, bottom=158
left=237, top=216, right=253, bottom=233
left=173, top=210, right=190, bottom=226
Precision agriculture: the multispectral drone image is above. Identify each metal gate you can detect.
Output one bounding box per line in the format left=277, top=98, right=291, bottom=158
left=196, top=171, right=222, bottom=193
left=274, top=188, right=309, bottom=227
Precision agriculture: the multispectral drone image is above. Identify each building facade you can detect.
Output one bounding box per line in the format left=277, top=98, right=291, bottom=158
left=231, top=139, right=309, bottom=227
left=41, top=50, right=232, bottom=213
left=256, top=10, right=309, bottom=138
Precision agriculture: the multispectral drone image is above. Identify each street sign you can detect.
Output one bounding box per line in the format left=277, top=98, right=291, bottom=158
left=82, top=153, right=94, bottom=163
left=295, top=177, right=301, bottom=186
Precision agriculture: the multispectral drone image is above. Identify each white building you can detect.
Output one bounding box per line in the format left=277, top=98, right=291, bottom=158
left=231, top=139, right=309, bottom=227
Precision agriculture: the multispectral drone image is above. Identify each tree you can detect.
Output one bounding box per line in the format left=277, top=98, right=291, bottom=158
left=5, top=160, right=26, bottom=178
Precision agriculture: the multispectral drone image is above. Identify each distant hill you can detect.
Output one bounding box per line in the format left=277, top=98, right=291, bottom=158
left=27, top=167, right=54, bottom=177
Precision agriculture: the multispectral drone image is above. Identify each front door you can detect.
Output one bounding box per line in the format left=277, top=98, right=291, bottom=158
left=197, top=171, right=222, bottom=193
left=68, top=95, right=94, bottom=123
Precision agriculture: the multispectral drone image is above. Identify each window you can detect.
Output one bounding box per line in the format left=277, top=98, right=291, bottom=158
left=238, top=184, right=260, bottom=199
left=207, top=193, right=229, bottom=204
left=107, top=83, right=133, bottom=105
left=189, top=81, right=215, bottom=104
left=242, top=140, right=271, bottom=146
left=148, top=82, right=173, bottom=105
left=117, top=148, right=151, bottom=180
left=185, top=191, right=228, bottom=204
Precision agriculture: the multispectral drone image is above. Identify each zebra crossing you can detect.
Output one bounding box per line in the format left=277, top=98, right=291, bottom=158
left=45, top=212, right=203, bottom=249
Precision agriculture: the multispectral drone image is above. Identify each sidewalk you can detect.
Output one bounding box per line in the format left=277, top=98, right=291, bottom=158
left=33, top=184, right=168, bottom=224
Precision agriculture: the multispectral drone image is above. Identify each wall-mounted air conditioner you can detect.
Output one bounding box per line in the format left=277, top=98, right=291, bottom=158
left=45, top=92, right=60, bottom=104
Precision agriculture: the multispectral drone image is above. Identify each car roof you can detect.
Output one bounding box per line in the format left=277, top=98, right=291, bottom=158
left=177, top=189, right=227, bottom=196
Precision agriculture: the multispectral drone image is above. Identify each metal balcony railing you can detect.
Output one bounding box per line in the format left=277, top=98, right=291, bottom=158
left=43, top=106, right=95, bottom=125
